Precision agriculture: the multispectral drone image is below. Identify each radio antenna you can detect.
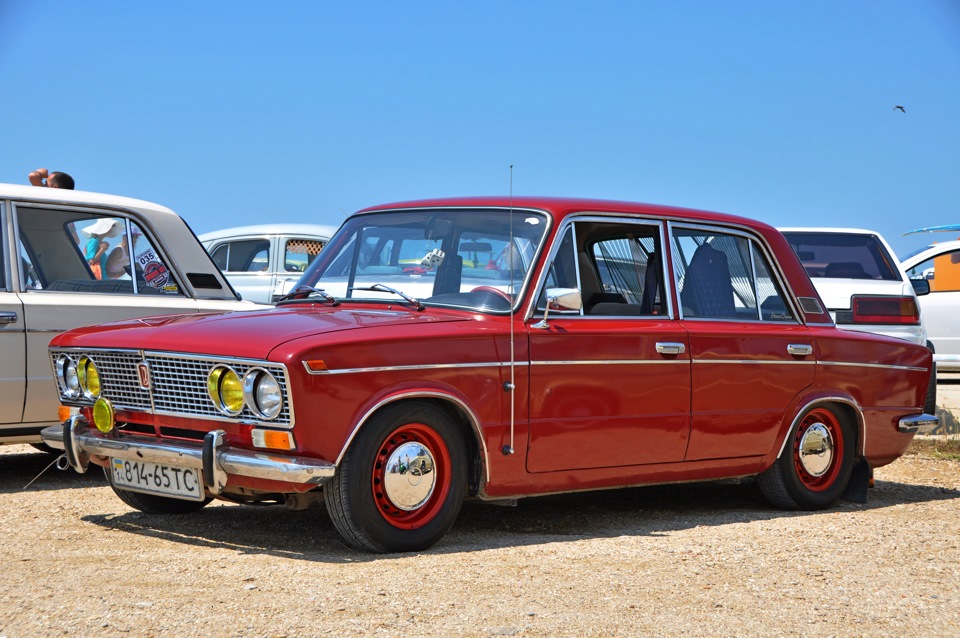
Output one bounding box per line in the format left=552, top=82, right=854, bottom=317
left=503, top=164, right=516, bottom=456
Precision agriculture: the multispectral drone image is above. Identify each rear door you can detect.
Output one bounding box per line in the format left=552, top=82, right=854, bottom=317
left=671, top=224, right=815, bottom=460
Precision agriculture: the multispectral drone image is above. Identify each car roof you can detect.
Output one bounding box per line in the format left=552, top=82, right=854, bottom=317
left=901, top=239, right=960, bottom=268
left=198, top=223, right=339, bottom=242
left=0, top=182, right=179, bottom=218
left=357, top=196, right=773, bottom=231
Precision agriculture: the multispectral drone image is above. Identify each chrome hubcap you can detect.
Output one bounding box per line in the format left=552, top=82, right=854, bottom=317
left=798, top=422, right=834, bottom=477
left=383, top=441, right=436, bottom=511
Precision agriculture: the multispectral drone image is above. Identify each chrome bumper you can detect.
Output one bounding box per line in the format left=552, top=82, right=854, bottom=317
left=898, top=413, right=940, bottom=434
left=41, top=417, right=335, bottom=495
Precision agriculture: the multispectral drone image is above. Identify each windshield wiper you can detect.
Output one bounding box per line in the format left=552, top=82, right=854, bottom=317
left=351, top=284, right=425, bottom=311
left=275, top=285, right=340, bottom=306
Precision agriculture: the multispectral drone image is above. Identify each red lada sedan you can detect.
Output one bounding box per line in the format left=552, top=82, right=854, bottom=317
left=43, top=197, right=938, bottom=552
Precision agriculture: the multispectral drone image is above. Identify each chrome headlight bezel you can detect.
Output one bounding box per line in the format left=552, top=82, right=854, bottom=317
left=57, top=354, right=81, bottom=400
left=243, top=367, right=283, bottom=420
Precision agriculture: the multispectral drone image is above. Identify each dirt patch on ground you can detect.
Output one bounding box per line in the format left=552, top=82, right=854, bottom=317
left=1, top=444, right=958, bottom=637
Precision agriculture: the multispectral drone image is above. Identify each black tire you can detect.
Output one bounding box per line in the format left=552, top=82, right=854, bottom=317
left=325, top=402, right=467, bottom=553
left=757, top=405, right=855, bottom=510
left=104, top=466, right=212, bottom=514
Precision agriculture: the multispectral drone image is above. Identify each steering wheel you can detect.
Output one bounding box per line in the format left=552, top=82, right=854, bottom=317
left=470, top=286, right=513, bottom=305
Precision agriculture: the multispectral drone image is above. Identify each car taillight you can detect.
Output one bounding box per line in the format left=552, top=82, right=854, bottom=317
left=851, top=295, right=920, bottom=325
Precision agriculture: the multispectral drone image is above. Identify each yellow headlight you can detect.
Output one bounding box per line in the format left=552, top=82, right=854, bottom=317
left=92, top=397, right=115, bottom=433
left=208, top=366, right=244, bottom=415
left=77, top=356, right=101, bottom=399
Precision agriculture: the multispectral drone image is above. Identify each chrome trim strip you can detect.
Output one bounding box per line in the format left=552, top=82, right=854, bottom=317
left=898, top=414, right=939, bottom=434
left=817, top=361, right=929, bottom=373
left=334, top=391, right=490, bottom=485
left=304, top=360, right=528, bottom=375
left=531, top=359, right=688, bottom=366
left=692, top=359, right=816, bottom=365
left=41, top=421, right=335, bottom=486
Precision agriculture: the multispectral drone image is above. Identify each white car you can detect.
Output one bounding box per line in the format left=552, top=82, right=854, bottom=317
left=200, top=224, right=337, bottom=303
left=0, top=183, right=260, bottom=446
left=781, top=227, right=935, bottom=411
left=902, top=238, right=960, bottom=371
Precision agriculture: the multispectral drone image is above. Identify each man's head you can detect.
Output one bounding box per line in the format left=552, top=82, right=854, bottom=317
left=47, top=172, right=75, bottom=189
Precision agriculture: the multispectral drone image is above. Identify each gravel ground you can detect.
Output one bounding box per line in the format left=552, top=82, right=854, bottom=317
left=0, top=443, right=958, bottom=638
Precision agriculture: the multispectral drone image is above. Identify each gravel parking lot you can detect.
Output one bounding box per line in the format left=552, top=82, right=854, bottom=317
left=2, top=382, right=959, bottom=638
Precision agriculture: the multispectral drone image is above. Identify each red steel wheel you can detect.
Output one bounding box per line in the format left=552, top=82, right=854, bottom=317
left=325, top=401, right=467, bottom=552
left=757, top=404, right=855, bottom=510
left=372, top=422, right=452, bottom=530
left=792, top=407, right=845, bottom=492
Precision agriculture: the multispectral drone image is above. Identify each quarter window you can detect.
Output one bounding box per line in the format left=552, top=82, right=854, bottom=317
left=212, top=239, right=271, bottom=272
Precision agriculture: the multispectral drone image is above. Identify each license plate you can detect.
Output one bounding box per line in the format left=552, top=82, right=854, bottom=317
left=111, top=458, right=205, bottom=501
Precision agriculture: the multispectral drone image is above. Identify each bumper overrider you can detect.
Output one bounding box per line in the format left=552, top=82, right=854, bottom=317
left=41, top=416, right=335, bottom=495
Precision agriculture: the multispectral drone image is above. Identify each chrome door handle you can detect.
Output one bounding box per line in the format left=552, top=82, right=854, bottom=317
left=656, top=342, right=686, bottom=355
left=787, top=344, right=813, bottom=356
left=0, top=312, right=18, bottom=325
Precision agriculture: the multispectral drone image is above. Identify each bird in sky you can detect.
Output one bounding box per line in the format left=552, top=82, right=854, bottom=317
left=894, top=105, right=906, bottom=113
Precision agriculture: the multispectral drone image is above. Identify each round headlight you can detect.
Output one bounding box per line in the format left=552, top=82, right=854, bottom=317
left=207, top=366, right=243, bottom=415
left=63, top=357, right=80, bottom=399
left=244, top=368, right=283, bottom=420
left=77, top=356, right=101, bottom=399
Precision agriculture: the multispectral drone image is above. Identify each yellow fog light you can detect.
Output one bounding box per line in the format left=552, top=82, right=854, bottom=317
left=208, top=365, right=244, bottom=415
left=251, top=428, right=295, bottom=451
left=77, top=356, right=101, bottom=399
left=92, top=397, right=115, bottom=433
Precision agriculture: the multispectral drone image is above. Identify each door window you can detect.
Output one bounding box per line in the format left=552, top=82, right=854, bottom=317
left=906, top=249, right=960, bottom=293
left=16, top=207, right=182, bottom=296
left=211, top=239, right=271, bottom=272
left=672, top=227, right=794, bottom=322
left=284, top=238, right=325, bottom=273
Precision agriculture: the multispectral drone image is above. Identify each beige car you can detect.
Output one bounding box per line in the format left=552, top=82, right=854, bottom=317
left=0, top=184, right=260, bottom=446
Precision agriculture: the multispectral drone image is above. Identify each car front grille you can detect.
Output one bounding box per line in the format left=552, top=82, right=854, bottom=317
left=51, top=348, right=293, bottom=427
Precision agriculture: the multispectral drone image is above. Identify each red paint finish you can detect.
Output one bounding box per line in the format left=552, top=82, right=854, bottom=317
left=49, top=196, right=935, bottom=511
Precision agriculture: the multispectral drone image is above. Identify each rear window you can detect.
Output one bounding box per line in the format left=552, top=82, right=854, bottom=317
left=782, top=232, right=901, bottom=281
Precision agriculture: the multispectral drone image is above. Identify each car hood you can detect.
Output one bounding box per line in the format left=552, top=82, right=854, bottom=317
left=808, top=278, right=913, bottom=310
left=52, top=305, right=469, bottom=359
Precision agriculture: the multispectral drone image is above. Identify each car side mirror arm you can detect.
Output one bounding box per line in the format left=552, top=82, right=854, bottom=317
left=532, top=288, right=582, bottom=329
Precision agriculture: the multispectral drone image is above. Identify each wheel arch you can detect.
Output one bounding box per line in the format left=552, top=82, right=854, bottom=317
left=335, top=391, right=488, bottom=496
left=774, top=395, right=865, bottom=462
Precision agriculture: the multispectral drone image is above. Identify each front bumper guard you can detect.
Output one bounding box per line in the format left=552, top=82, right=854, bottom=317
left=41, top=417, right=335, bottom=495
left=898, top=413, right=940, bottom=434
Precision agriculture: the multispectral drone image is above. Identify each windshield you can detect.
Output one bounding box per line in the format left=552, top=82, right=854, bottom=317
left=297, top=208, right=549, bottom=312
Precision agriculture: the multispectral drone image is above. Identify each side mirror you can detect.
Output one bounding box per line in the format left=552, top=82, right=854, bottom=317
left=910, top=278, right=930, bottom=296
left=533, top=288, right=582, bottom=329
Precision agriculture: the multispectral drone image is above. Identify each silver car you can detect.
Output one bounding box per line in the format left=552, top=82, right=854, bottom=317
left=0, top=184, right=259, bottom=446
left=200, top=224, right=337, bottom=303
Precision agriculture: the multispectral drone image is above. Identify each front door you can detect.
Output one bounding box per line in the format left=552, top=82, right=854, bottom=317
left=526, top=218, right=691, bottom=472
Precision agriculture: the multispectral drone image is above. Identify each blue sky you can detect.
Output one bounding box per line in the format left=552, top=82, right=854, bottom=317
left=2, top=1, right=958, bottom=257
